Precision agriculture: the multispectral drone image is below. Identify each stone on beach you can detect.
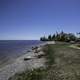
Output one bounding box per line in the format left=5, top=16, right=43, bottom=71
left=24, top=56, right=32, bottom=61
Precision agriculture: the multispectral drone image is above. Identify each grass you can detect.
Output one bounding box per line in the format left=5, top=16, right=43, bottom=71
left=9, top=43, right=80, bottom=80
left=9, top=68, right=47, bottom=80
left=44, top=45, right=55, bottom=66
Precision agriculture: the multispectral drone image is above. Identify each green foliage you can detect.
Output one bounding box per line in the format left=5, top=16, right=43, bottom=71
left=40, top=36, right=48, bottom=41
left=9, top=68, right=47, bottom=80
left=40, top=31, right=77, bottom=42
left=52, top=34, right=56, bottom=40
left=48, top=34, right=52, bottom=41
left=46, top=45, right=55, bottom=66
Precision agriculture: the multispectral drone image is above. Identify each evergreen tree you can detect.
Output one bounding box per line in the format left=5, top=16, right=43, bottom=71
left=48, top=35, right=52, bottom=41
left=52, top=34, right=55, bottom=40
left=40, top=31, right=77, bottom=42
left=68, top=33, right=76, bottom=41
left=40, top=36, right=47, bottom=41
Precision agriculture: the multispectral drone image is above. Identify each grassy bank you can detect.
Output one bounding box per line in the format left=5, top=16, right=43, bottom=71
left=9, top=43, right=80, bottom=80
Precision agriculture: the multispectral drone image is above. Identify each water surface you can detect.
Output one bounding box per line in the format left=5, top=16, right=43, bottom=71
left=0, top=40, right=43, bottom=67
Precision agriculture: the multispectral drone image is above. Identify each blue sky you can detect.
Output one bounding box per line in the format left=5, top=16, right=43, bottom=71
left=0, top=0, right=80, bottom=40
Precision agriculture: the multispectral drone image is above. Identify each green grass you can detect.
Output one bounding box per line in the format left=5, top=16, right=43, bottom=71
left=43, top=44, right=55, bottom=66
left=9, top=68, right=47, bottom=80
left=9, top=43, right=80, bottom=80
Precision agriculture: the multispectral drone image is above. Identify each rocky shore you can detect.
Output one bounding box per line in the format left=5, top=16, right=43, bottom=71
left=0, top=44, right=45, bottom=80
left=0, top=41, right=55, bottom=80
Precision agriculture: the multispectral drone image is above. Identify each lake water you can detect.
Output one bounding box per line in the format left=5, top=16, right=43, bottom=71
left=0, top=40, right=43, bottom=66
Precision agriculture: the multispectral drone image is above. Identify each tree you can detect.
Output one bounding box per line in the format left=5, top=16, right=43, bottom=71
left=59, top=31, right=66, bottom=41
left=40, top=36, right=47, bottom=41
left=52, top=34, right=56, bottom=40
left=40, top=31, right=77, bottom=42
left=48, top=35, right=52, bottom=41
left=68, top=33, right=76, bottom=41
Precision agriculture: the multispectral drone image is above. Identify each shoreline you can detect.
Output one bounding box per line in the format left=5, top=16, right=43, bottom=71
left=0, top=42, right=44, bottom=68
left=0, top=41, right=55, bottom=80
left=0, top=42, right=47, bottom=80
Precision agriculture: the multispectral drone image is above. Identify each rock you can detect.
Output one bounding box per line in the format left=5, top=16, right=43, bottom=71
left=37, top=54, right=45, bottom=58
left=24, top=56, right=32, bottom=61
left=27, top=50, right=31, bottom=52
left=32, top=46, right=38, bottom=50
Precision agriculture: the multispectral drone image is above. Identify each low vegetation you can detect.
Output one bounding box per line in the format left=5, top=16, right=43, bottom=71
left=9, top=43, right=80, bottom=80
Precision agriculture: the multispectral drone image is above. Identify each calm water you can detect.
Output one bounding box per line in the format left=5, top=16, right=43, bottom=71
left=0, top=40, right=43, bottom=66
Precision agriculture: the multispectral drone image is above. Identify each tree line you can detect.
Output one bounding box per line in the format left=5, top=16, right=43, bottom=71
left=40, top=31, right=80, bottom=42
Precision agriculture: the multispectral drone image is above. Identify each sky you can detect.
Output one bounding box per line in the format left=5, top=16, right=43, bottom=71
left=0, top=0, right=80, bottom=40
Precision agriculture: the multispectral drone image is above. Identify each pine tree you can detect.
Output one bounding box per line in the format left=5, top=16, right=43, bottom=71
left=48, top=35, right=52, bottom=41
